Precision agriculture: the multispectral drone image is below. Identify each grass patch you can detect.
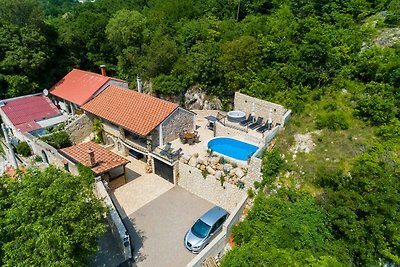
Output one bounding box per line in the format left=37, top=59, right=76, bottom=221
left=274, top=90, right=378, bottom=195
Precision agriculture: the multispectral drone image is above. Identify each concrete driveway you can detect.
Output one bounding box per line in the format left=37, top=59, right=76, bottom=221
left=118, top=186, right=213, bottom=267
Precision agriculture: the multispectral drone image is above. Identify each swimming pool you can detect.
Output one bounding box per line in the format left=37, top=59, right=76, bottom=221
left=208, top=137, right=259, bottom=161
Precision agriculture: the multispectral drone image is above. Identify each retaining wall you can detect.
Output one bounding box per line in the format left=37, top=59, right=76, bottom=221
left=244, top=157, right=263, bottom=189
left=178, top=163, right=247, bottom=213
left=234, top=92, right=287, bottom=125
left=94, top=179, right=132, bottom=261
left=64, top=114, right=93, bottom=144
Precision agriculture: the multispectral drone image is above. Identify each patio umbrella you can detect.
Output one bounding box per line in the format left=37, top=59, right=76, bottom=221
left=267, top=108, right=273, bottom=124
left=251, top=103, right=255, bottom=117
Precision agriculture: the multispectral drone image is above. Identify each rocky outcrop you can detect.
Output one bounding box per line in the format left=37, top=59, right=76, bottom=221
left=184, top=86, right=222, bottom=110
left=181, top=153, right=249, bottom=188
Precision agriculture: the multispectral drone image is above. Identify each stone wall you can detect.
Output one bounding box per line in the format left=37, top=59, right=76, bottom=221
left=244, top=157, right=263, bottom=189
left=150, top=127, right=160, bottom=148
left=263, top=126, right=280, bottom=145
left=102, top=120, right=121, bottom=138
left=23, top=132, right=79, bottom=175
left=178, top=163, right=246, bottom=213
left=234, top=92, right=287, bottom=126
left=94, top=179, right=132, bottom=261
left=64, top=114, right=93, bottom=144
left=162, top=107, right=194, bottom=145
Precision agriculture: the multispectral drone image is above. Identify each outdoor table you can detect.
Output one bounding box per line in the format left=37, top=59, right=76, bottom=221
left=184, top=132, right=195, bottom=139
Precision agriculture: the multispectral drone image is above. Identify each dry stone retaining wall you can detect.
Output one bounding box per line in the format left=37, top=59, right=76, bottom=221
left=178, top=163, right=246, bottom=213
left=64, top=114, right=93, bottom=144
left=234, top=92, right=287, bottom=125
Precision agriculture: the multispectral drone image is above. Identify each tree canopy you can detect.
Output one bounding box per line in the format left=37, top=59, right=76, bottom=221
left=0, top=166, right=106, bottom=266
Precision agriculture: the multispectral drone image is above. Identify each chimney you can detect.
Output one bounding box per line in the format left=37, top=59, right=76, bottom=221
left=100, top=65, right=107, bottom=76
left=87, top=148, right=96, bottom=167
left=137, top=75, right=142, bottom=93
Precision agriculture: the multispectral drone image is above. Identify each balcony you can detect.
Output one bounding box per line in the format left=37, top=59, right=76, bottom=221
left=151, top=146, right=182, bottom=164
left=122, top=131, right=147, bottom=153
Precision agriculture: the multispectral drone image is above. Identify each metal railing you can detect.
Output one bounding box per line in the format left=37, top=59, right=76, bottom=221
left=151, top=146, right=181, bottom=163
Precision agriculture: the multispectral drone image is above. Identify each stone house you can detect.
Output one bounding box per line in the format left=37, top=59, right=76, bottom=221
left=49, top=68, right=128, bottom=115
left=82, top=85, right=195, bottom=183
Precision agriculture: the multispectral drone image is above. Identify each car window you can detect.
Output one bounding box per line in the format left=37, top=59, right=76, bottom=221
left=192, top=219, right=211, bottom=238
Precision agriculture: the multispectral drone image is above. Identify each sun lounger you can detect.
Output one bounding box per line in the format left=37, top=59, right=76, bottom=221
left=256, top=121, right=271, bottom=133
left=248, top=117, right=263, bottom=130
left=239, top=114, right=254, bottom=126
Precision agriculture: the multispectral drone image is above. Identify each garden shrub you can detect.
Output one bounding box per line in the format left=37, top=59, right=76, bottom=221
left=41, top=131, right=72, bottom=149
left=261, top=149, right=284, bottom=188
left=315, top=110, right=349, bottom=130
left=16, top=141, right=31, bottom=157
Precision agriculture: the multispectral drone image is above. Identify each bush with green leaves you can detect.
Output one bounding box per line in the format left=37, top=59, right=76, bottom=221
left=315, top=110, right=349, bottom=130
left=261, top=148, right=284, bottom=188
left=40, top=131, right=71, bottom=149
left=221, top=190, right=350, bottom=266
left=15, top=141, right=31, bottom=157
left=92, top=119, right=103, bottom=144
left=377, top=118, right=400, bottom=143
left=355, top=95, right=397, bottom=125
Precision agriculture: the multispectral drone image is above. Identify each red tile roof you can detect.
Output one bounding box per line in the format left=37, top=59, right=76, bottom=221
left=50, top=69, right=126, bottom=106
left=82, top=86, right=178, bottom=136
left=60, top=141, right=129, bottom=175
left=1, top=95, right=60, bottom=132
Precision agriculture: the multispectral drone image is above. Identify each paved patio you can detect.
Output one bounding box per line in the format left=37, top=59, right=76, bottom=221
left=169, top=110, right=264, bottom=161
left=122, top=186, right=213, bottom=267
left=111, top=173, right=174, bottom=218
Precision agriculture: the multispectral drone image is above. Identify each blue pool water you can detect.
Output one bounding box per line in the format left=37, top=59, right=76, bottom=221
left=208, top=137, right=258, bottom=161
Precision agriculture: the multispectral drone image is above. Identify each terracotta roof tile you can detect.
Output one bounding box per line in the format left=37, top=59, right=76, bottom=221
left=60, top=142, right=129, bottom=175
left=82, top=86, right=178, bottom=136
left=50, top=69, right=126, bottom=106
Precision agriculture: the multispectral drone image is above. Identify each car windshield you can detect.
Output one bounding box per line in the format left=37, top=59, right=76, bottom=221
left=191, top=219, right=211, bottom=238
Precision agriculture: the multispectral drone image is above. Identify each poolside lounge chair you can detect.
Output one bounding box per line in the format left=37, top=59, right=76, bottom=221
left=248, top=117, right=263, bottom=130
left=240, top=114, right=254, bottom=126
left=256, top=121, right=272, bottom=133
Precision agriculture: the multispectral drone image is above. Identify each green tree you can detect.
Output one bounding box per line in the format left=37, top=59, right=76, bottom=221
left=219, top=35, right=261, bottom=91
left=0, top=166, right=106, bottom=266
left=0, top=1, right=52, bottom=97
left=15, top=141, right=31, bottom=157
left=221, top=191, right=350, bottom=266
left=320, top=148, right=400, bottom=265
left=105, top=9, right=146, bottom=53
left=41, top=131, right=72, bottom=149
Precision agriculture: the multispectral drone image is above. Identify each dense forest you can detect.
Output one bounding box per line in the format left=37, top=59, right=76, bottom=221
left=0, top=0, right=399, bottom=266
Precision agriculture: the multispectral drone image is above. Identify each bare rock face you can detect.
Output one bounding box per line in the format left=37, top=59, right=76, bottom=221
left=215, top=170, right=222, bottom=180
left=184, top=86, right=222, bottom=110
left=206, top=166, right=216, bottom=175
left=234, top=168, right=245, bottom=179
left=209, top=156, right=220, bottom=166
left=188, top=157, right=198, bottom=167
